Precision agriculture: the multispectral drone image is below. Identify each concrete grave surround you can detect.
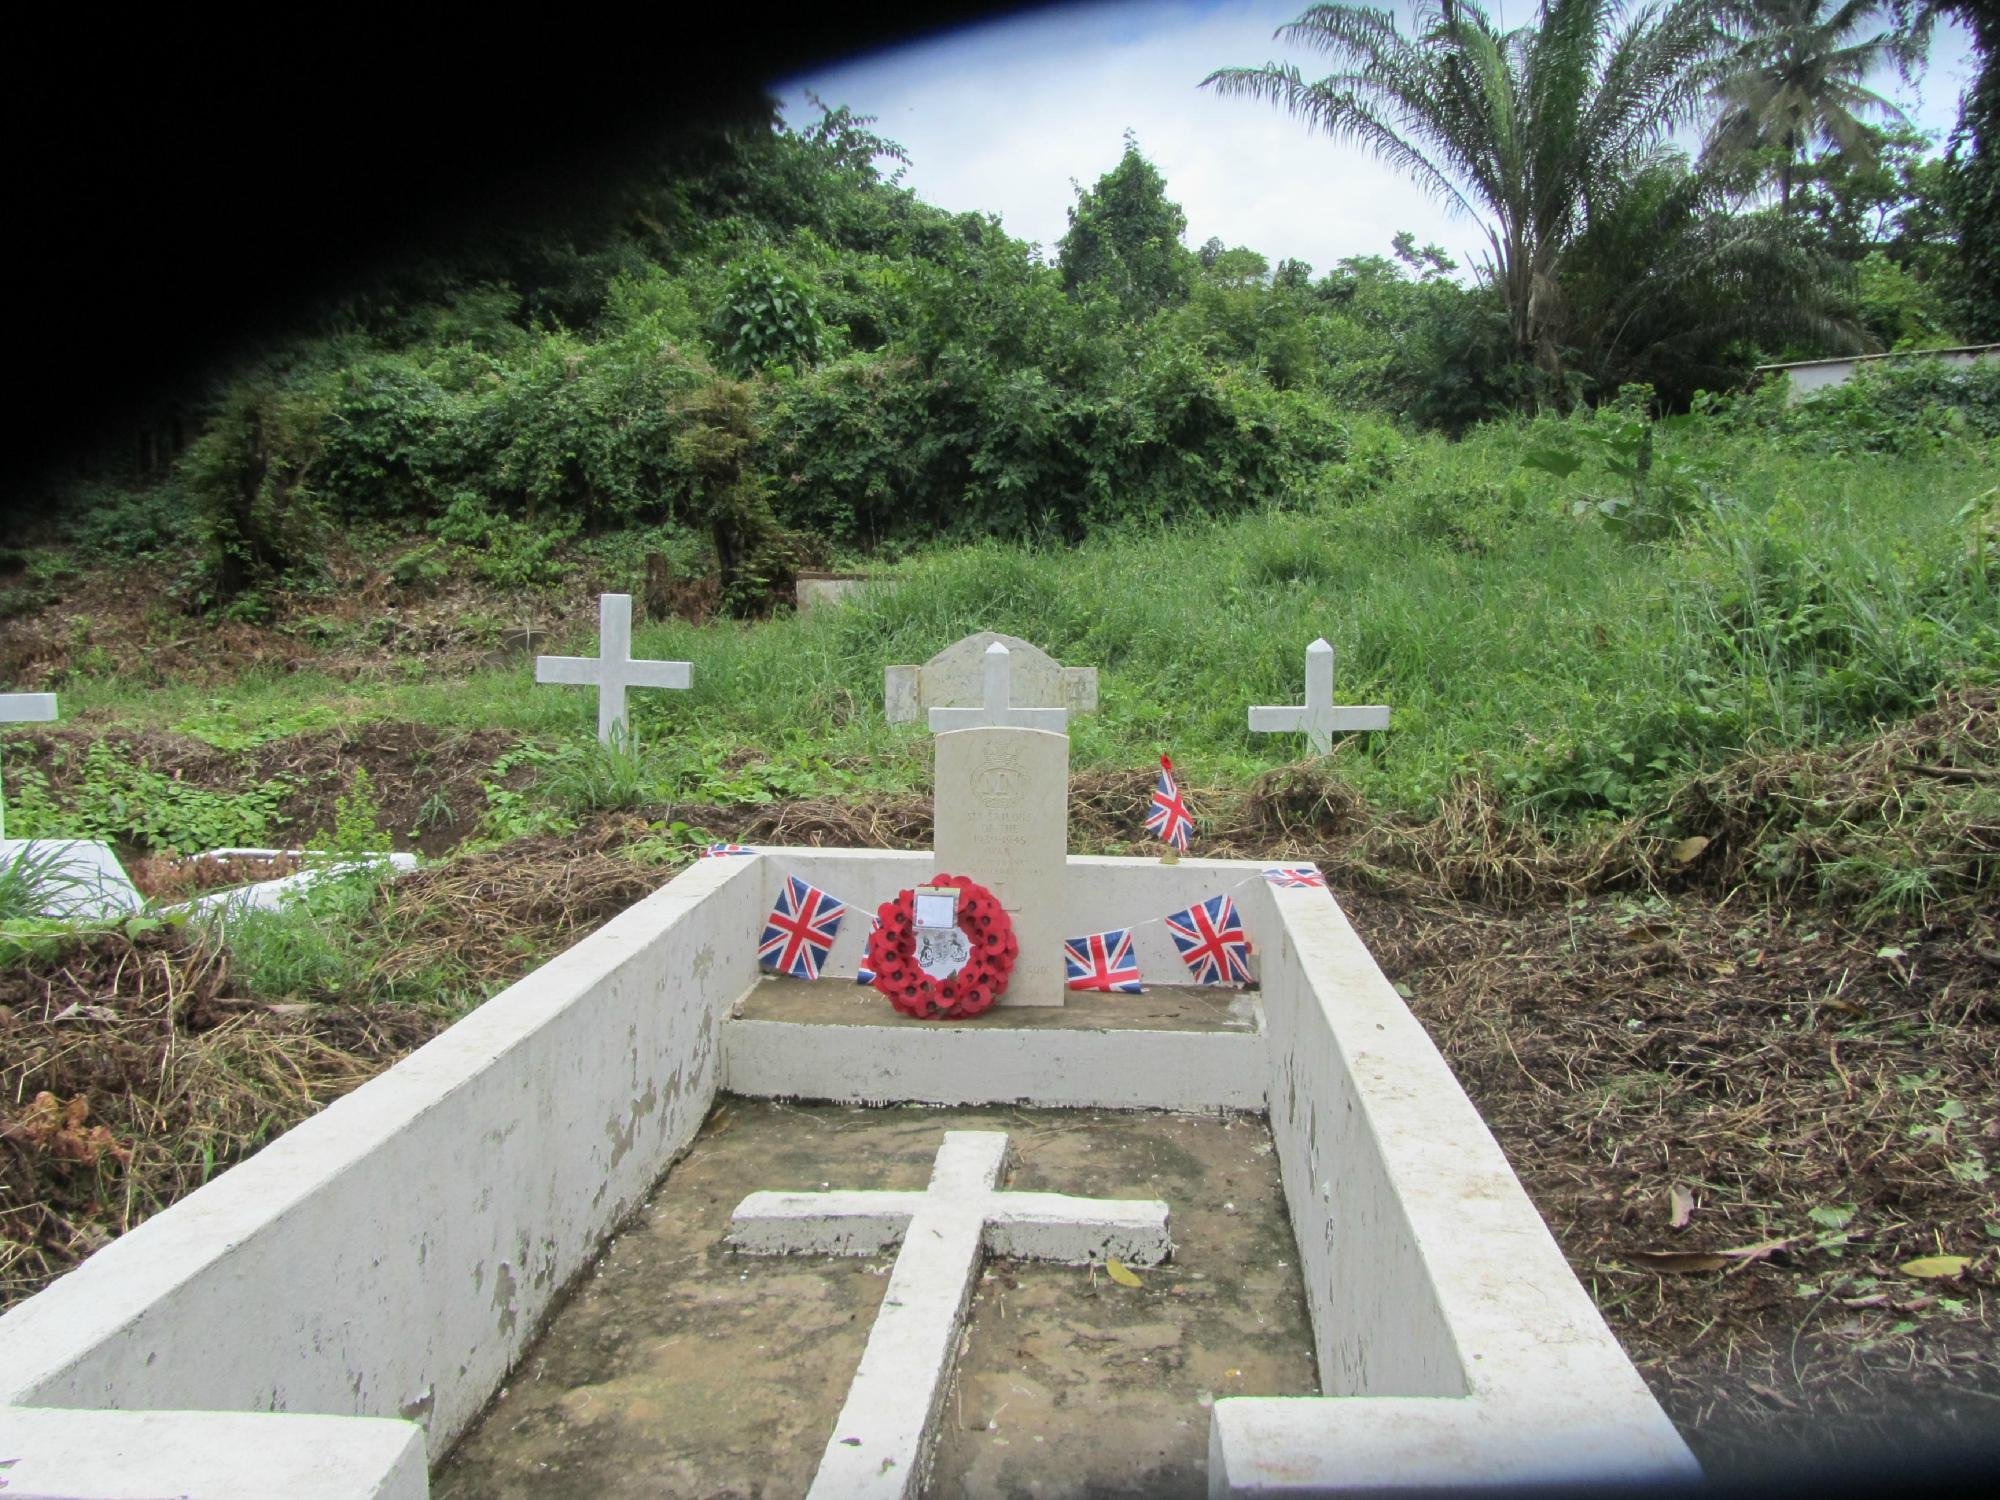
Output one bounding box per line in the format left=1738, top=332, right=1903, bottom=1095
left=884, top=632, right=1096, bottom=725
left=932, top=724, right=1068, bottom=1007
left=1248, top=637, right=1389, bottom=755
left=728, top=1129, right=1170, bottom=1499
left=176, top=847, right=421, bottom=919
left=0, top=839, right=143, bottom=920
left=533, top=592, right=691, bottom=745
left=0, top=838, right=1698, bottom=1496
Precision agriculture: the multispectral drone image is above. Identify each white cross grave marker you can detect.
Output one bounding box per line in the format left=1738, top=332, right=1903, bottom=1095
left=0, top=692, right=57, bottom=839
left=926, top=643, right=1068, bottom=733
left=729, top=1130, right=1170, bottom=1499
left=534, top=593, right=691, bottom=746
left=1248, top=637, right=1389, bottom=754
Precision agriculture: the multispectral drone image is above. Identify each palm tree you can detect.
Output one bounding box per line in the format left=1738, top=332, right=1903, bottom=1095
left=1706, top=2, right=1912, bottom=215
left=1202, top=3, right=1729, bottom=385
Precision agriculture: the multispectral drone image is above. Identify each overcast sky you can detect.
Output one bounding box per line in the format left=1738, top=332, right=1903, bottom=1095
left=776, top=0, right=1980, bottom=279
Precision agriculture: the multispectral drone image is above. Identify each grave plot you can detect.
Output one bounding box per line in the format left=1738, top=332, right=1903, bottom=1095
left=434, top=1103, right=1314, bottom=1500
left=0, top=628, right=1698, bottom=1499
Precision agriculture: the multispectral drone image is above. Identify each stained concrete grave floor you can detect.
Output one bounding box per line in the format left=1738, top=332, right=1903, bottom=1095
left=435, top=1100, right=1315, bottom=1499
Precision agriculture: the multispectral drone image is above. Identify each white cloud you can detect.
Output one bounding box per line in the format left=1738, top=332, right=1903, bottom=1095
left=779, top=1, right=1978, bottom=281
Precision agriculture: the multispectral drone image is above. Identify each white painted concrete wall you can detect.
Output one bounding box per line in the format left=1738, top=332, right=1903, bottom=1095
left=0, top=1407, right=427, bottom=1500
left=0, top=853, right=766, bottom=1464
left=1213, top=882, right=1699, bottom=1492
left=1776, top=345, right=1995, bottom=403
left=724, top=1011, right=1265, bottom=1110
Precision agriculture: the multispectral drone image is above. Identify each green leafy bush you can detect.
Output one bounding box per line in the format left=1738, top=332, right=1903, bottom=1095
left=713, top=252, right=825, bottom=374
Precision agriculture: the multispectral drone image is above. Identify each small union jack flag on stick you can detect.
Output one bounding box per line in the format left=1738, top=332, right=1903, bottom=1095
left=1164, top=893, right=1252, bottom=986
left=759, top=875, right=846, bottom=980
left=700, top=842, right=756, bottom=858
left=1144, top=754, right=1193, bottom=853
left=856, top=916, right=880, bottom=985
left=1064, top=928, right=1144, bottom=993
left=1262, top=865, right=1326, bottom=888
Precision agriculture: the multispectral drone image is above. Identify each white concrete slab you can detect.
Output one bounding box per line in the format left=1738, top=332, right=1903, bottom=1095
left=0, top=1406, right=426, bottom=1500
left=0, top=839, right=143, bottom=920
left=729, top=1130, right=1169, bottom=1500
left=177, top=849, right=419, bottom=918
left=723, top=1006, right=1265, bottom=1110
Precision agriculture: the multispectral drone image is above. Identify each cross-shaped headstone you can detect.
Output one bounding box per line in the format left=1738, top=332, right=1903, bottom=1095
left=926, top=643, right=1068, bottom=733
left=0, top=692, right=57, bottom=840
left=534, top=594, right=691, bottom=746
left=1248, top=637, right=1389, bottom=754
left=729, top=1131, right=1169, bottom=1500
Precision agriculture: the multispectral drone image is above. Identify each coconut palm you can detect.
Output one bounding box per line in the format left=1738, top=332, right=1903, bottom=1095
left=1706, top=1, right=1913, bottom=214
left=1202, top=2, right=1729, bottom=385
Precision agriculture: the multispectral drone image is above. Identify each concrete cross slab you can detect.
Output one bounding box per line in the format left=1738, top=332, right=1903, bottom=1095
left=885, top=632, right=1095, bottom=725
left=534, top=593, right=691, bottom=745
left=1248, top=638, right=1389, bottom=754
left=728, top=1130, right=1170, bottom=1500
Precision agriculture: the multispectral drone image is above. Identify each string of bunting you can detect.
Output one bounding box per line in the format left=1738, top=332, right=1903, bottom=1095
left=705, top=843, right=1328, bottom=993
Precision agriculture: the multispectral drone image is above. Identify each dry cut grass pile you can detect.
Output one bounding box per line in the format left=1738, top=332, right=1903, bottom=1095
left=0, top=926, right=439, bottom=1310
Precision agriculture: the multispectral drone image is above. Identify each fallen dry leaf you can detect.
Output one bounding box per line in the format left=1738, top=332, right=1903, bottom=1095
left=1628, top=1237, right=1792, bottom=1275
left=1628, top=1250, right=1731, bottom=1274
left=1898, top=1255, right=1972, bottom=1279
left=1670, top=835, right=1711, bottom=866
left=1668, top=1184, right=1695, bottom=1230
left=1104, top=1258, right=1142, bottom=1288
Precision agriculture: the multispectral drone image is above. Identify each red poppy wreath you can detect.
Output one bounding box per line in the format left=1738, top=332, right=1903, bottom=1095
left=865, top=874, right=1018, bottom=1019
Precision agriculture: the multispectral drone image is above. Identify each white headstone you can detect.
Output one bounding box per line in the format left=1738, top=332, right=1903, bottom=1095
left=1248, top=638, right=1389, bottom=754
left=926, top=643, right=1067, bottom=733
left=533, top=594, right=691, bottom=746
left=729, top=1130, right=1170, bottom=1500
left=885, top=632, right=1095, bottom=725
left=0, top=691, right=58, bottom=841
left=932, top=725, right=1068, bottom=1007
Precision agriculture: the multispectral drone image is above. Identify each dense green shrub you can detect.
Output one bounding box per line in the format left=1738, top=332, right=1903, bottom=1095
left=177, top=380, right=327, bottom=600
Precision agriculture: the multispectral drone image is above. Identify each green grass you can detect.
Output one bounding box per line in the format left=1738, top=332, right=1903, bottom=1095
left=40, top=417, right=2000, bottom=829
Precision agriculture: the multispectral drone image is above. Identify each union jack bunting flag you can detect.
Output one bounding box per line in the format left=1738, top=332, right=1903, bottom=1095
left=1262, top=865, right=1326, bottom=888
left=1144, top=754, right=1193, bottom=852
left=1164, top=894, right=1252, bottom=986
left=700, top=842, right=755, bottom=858
left=1064, top=928, right=1144, bottom=993
left=856, top=916, right=879, bottom=985
left=759, top=875, right=846, bottom=980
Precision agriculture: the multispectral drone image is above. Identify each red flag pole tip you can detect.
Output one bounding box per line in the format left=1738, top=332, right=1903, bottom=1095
left=1160, top=754, right=1173, bottom=773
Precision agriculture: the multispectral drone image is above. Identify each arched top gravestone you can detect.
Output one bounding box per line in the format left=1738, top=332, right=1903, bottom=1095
left=883, top=632, right=1097, bottom=725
